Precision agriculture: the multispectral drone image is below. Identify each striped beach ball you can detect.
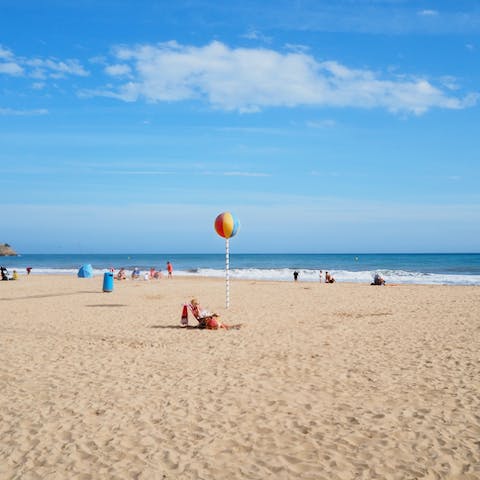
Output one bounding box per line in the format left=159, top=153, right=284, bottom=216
left=214, top=212, right=240, bottom=239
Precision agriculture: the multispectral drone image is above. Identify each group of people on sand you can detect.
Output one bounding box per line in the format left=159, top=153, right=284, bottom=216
left=293, top=269, right=336, bottom=283
left=293, top=269, right=386, bottom=285
left=1, top=266, right=32, bottom=280
left=114, top=261, right=174, bottom=281
left=1, top=266, right=17, bottom=281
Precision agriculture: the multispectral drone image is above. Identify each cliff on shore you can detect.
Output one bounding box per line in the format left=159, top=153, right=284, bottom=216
left=0, top=244, right=17, bottom=256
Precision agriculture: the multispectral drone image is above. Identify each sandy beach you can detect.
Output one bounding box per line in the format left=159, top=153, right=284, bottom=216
left=0, top=274, right=479, bottom=479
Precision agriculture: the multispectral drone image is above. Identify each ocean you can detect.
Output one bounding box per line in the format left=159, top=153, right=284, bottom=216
left=2, top=253, right=480, bottom=285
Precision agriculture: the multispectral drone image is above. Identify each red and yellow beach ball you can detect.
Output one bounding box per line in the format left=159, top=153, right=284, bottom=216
left=214, top=212, right=240, bottom=239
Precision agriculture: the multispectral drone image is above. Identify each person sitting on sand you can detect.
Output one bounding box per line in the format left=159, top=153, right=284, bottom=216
left=325, top=271, right=335, bottom=283
left=371, top=273, right=386, bottom=286
left=189, top=298, right=231, bottom=330
left=131, top=267, right=140, bottom=280
left=12, top=270, right=18, bottom=280
left=116, top=268, right=127, bottom=280
left=1, top=266, right=8, bottom=281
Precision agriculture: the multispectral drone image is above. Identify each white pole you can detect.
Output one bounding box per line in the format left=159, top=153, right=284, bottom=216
left=225, top=238, right=230, bottom=308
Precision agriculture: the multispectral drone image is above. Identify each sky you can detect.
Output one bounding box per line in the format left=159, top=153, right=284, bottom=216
left=1, top=0, right=480, bottom=254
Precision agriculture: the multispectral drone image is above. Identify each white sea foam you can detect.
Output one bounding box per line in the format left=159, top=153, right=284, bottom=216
left=16, top=267, right=480, bottom=285
left=177, top=267, right=480, bottom=285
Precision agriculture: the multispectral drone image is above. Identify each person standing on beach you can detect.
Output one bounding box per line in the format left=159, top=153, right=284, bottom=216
left=167, top=261, right=173, bottom=278
left=293, top=270, right=299, bottom=281
left=319, top=270, right=323, bottom=282
left=26, top=267, right=32, bottom=275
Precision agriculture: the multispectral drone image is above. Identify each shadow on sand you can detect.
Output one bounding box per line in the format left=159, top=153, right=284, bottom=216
left=0, top=291, right=99, bottom=302
left=149, top=325, right=199, bottom=330
left=85, top=304, right=128, bottom=308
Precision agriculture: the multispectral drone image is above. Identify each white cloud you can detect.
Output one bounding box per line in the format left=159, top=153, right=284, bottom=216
left=32, top=82, right=46, bottom=90
left=104, top=64, right=131, bottom=76
left=0, top=107, right=48, bottom=116
left=0, top=62, right=23, bottom=75
left=222, top=171, right=270, bottom=177
left=89, top=55, right=107, bottom=65
left=0, top=45, right=14, bottom=59
left=440, top=76, right=460, bottom=91
left=240, top=29, right=272, bottom=43
left=306, top=119, right=336, bottom=128
left=0, top=46, right=88, bottom=80
left=25, top=58, right=88, bottom=78
left=110, top=170, right=172, bottom=175
left=418, top=9, right=439, bottom=16
left=284, top=43, right=310, bottom=53
left=96, top=41, right=476, bottom=115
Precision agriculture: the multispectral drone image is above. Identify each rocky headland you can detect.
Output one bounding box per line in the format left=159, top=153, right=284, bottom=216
left=0, top=243, right=17, bottom=256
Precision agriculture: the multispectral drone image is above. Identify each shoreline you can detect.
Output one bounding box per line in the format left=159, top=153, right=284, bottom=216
left=2, top=272, right=480, bottom=287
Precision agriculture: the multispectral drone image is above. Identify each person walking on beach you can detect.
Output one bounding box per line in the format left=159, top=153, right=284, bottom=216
left=166, top=261, right=173, bottom=278
left=293, top=270, right=299, bottom=282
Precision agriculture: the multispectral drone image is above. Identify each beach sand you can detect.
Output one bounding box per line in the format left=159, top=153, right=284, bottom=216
left=1, top=275, right=479, bottom=479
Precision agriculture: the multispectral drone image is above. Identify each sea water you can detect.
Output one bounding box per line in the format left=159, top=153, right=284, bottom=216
left=2, top=253, right=480, bottom=285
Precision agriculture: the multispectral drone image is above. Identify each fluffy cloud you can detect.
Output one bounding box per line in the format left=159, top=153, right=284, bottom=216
left=95, top=41, right=476, bottom=114
left=0, top=62, right=23, bottom=75
left=0, top=45, right=88, bottom=79
left=25, top=58, right=88, bottom=79
left=104, top=64, right=131, bottom=76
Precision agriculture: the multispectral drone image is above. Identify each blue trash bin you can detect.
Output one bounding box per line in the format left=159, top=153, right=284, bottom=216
left=103, top=272, right=114, bottom=292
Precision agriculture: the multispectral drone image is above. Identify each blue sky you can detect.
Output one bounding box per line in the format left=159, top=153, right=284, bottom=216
left=1, top=0, right=479, bottom=253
